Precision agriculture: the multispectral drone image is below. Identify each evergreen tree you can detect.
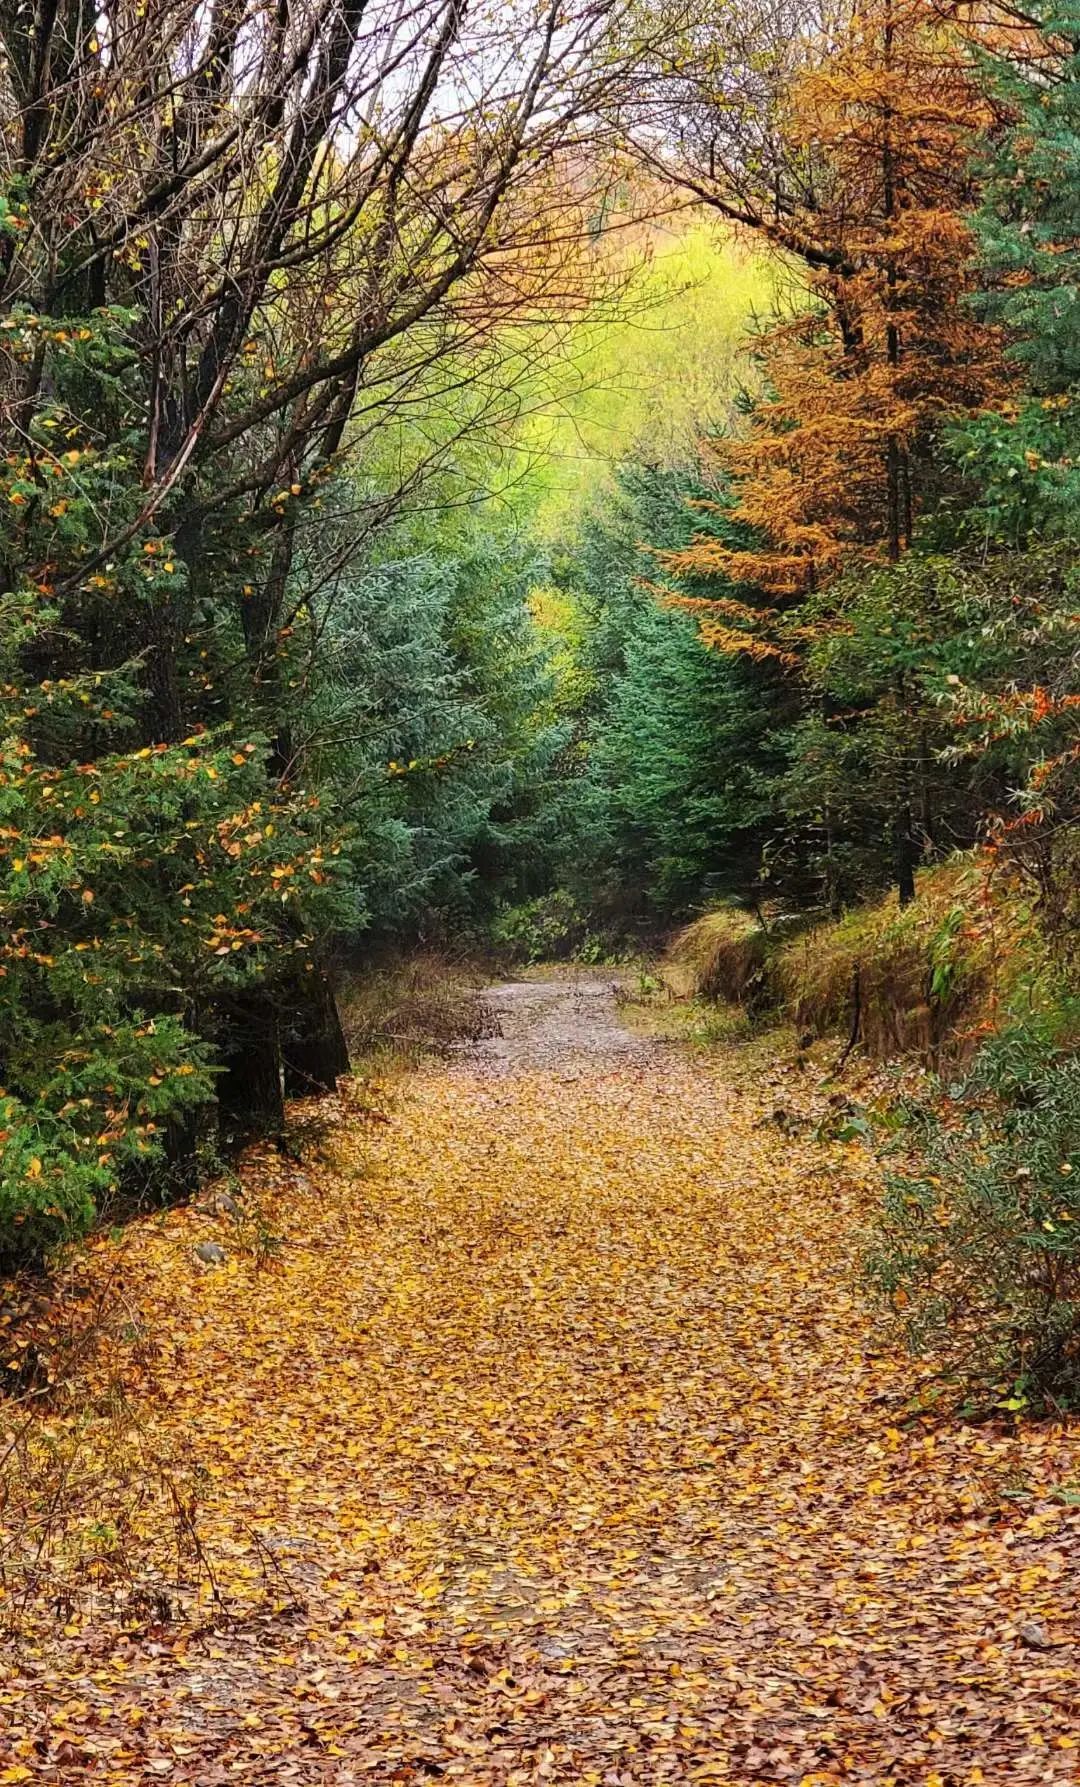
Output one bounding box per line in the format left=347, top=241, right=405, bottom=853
left=0, top=308, right=344, bottom=1262
left=951, top=2, right=1080, bottom=546
left=933, top=7, right=1080, bottom=924
left=592, top=602, right=775, bottom=912
left=778, top=557, right=1015, bottom=910
left=549, top=463, right=787, bottom=916
left=308, top=513, right=571, bottom=933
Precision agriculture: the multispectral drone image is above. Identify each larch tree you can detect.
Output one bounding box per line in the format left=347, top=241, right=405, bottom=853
left=657, top=0, right=1005, bottom=600
left=629, top=0, right=1007, bottom=901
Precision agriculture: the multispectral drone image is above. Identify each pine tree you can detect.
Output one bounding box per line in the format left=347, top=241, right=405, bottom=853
left=951, top=0, right=1080, bottom=546
left=553, top=464, right=787, bottom=915
left=936, top=6, right=1080, bottom=927
left=0, top=308, right=344, bottom=1261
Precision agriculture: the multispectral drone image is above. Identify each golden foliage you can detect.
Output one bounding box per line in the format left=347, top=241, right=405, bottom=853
left=2, top=978, right=1079, bottom=1781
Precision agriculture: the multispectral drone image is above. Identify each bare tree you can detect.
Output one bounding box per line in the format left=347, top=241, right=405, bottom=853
left=611, top=0, right=859, bottom=270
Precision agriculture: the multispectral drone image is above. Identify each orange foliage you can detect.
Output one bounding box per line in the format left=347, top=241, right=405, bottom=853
left=664, top=0, right=1007, bottom=654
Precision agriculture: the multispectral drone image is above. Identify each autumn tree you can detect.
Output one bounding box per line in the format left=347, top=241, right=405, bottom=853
left=657, top=0, right=1004, bottom=593
left=631, top=0, right=1005, bottom=901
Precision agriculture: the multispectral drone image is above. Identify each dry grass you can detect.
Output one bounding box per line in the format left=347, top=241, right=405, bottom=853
left=772, top=857, right=1043, bottom=1064
left=665, top=908, right=773, bottom=1005
left=336, top=951, right=500, bottom=1072
left=659, top=857, right=1049, bottom=1065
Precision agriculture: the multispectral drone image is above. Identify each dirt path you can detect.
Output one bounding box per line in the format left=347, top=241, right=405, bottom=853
left=3, top=974, right=1080, bottom=1784
left=461, top=973, right=659, bottom=1071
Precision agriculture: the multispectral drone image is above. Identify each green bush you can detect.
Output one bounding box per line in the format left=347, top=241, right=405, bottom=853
left=0, top=1021, right=212, bottom=1271
left=492, top=890, right=596, bottom=963
left=867, top=1013, right=1080, bottom=1405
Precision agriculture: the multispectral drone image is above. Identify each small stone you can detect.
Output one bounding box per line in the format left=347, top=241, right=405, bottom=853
left=194, top=1241, right=226, bottom=1266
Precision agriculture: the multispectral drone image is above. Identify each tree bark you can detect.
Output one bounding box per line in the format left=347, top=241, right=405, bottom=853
left=918, top=728, right=936, bottom=855
left=216, top=990, right=285, bottom=1146
left=160, top=1109, right=203, bottom=1202
left=282, top=966, right=350, bottom=1097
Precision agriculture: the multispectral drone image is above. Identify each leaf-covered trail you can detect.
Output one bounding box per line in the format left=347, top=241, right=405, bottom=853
left=5, top=975, right=1080, bottom=1784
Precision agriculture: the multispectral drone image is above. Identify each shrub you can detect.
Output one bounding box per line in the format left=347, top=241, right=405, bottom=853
left=0, top=1026, right=213, bottom=1272
left=491, top=890, right=596, bottom=964
left=866, top=1012, right=1080, bottom=1405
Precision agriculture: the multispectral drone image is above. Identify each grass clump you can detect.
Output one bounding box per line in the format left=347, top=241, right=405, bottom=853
left=337, top=953, right=498, bottom=1070
left=665, top=906, right=773, bottom=1006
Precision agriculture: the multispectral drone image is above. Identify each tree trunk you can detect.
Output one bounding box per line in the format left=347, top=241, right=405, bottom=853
left=880, top=0, right=912, bottom=566
left=918, top=728, right=936, bottom=856
left=216, top=990, right=285, bottom=1147
left=160, top=1109, right=203, bottom=1202
left=282, top=966, right=350, bottom=1097
left=895, top=803, right=917, bottom=907
left=124, top=1106, right=203, bottom=1210
left=145, top=510, right=203, bottom=744
left=143, top=593, right=186, bottom=744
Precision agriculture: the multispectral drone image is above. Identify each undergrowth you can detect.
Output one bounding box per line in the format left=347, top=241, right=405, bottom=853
left=660, top=858, right=1080, bottom=1404
left=664, top=856, right=1049, bottom=1067
left=491, top=890, right=635, bottom=967
left=664, top=906, right=773, bottom=1005
left=774, top=858, right=1044, bottom=1064
left=336, top=952, right=499, bottom=1070
left=868, top=1005, right=1080, bottom=1407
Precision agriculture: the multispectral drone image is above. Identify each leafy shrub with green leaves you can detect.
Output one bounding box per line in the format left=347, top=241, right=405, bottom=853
left=492, top=890, right=596, bottom=964
left=867, top=1012, right=1080, bottom=1404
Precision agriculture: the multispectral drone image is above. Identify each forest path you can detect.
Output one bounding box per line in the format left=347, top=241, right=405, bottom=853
left=5, top=972, right=1080, bottom=1784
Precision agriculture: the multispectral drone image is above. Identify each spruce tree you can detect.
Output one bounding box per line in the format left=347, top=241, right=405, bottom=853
left=952, top=3, right=1080, bottom=545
